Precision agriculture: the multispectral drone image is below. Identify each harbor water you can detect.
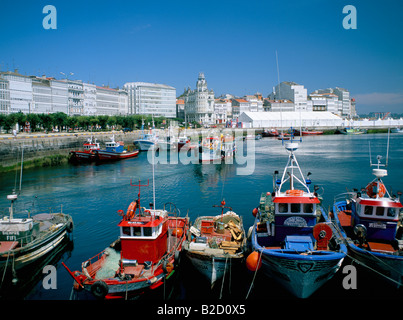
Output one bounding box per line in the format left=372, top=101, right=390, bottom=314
left=0, top=133, right=402, bottom=300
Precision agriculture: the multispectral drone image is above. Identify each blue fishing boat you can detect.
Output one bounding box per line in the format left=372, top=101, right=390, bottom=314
left=333, top=153, right=403, bottom=287
left=248, top=138, right=346, bottom=298
left=134, top=119, right=159, bottom=151
left=95, top=136, right=139, bottom=161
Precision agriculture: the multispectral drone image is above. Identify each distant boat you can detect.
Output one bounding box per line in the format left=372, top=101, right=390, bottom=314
left=391, top=128, right=403, bottom=134
left=183, top=200, right=247, bottom=287
left=95, top=136, right=139, bottom=161
left=248, top=139, right=346, bottom=298
left=341, top=128, right=366, bottom=135
left=199, top=134, right=235, bottom=163
left=301, top=130, right=323, bottom=136
left=134, top=120, right=159, bottom=151
left=69, top=137, right=100, bottom=162
left=262, top=129, right=279, bottom=137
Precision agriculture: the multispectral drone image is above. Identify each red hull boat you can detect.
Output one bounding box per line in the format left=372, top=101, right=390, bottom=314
left=63, top=180, right=189, bottom=299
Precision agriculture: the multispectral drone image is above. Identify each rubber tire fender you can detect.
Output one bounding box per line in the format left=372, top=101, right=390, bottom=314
left=91, top=280, right=109, bottom=299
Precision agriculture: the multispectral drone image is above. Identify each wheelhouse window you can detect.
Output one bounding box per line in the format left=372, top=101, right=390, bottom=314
left=122, top=227, right=131, bottom=236
left=133, top=227, right=141, bottom=236
left=279, top=203, right=288, bottom=213
left=303, top=203, right=314, bottom=213
left=143, top=227, right=152, bottom=237
left=387, top=207, right=397, bottom=217
left=291, top=203, right=300, bottom=213
left=364, top=205, right=373, bottom=215
left=375, top=207, right=384, bottom=216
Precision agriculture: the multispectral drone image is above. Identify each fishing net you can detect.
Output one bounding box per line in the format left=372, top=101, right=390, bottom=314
left=95, top=247, right=120, bottom=279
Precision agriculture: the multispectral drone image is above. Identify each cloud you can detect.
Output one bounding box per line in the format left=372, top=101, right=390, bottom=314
left=354, top=92, right=403, bottom=106
left=129, top=24, right=152, bottom=34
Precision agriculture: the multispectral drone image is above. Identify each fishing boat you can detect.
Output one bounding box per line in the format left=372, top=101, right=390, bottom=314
left=391, top=127, right=403, bottom=134
left=301, top=130, right=323, bottom=136
left=0, top=192, right=74, bottom=278
left=95, top=136, right=139, bottom=161
left=199, top=134, right=235, bottom=163
left=262, top=129, right=279, bottom=137
left=248, top=140, right=346, bottom=298
left=134, top=120, right=159, bottom=151
left=183, top=200, right=247, bottom=287
left=63, top=180, right=189, bottom=300
left=333, top=153, right=403, bottom=287
left=69, top=137, right=100, bottom=162
left=341, top=127, right=366, bottom=135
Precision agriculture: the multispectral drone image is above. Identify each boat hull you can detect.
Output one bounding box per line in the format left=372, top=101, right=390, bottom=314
left=0, top=214, right=73, bottom=272
left=257, top=248, right=344, bottom=298
left=185, top=249, right=244, bottom=287
left=69, top=151, right=98, bottom=162
left=134, top=140, right=156, bottom=151
left=96, top=150, right=139, bottom=161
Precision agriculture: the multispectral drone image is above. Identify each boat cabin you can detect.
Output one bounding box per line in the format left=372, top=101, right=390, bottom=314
left=105, top=141, right=124, bottom=153
left=352, top=198, right=402, bottom=241
left=83, top=143, right=100, bottom=151
left=0, top=218, right=39, bottom=246
left=273, top=193, right=320, bottom=244
left=118, top=210, right=168, bottom=264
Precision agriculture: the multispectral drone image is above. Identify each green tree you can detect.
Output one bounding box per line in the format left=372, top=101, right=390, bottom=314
left=26, top=113, right=40, bottom=132
left=53, top=112, right=68, bottom=131
left=38, top=113, right=53, bottom=132
left=98, top=115, right=109, bottom=130
left=66, top=116, right=78, bottom=131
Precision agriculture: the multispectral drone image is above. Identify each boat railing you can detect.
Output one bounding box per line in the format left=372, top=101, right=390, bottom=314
left=333, top=192, right=357, bottom=209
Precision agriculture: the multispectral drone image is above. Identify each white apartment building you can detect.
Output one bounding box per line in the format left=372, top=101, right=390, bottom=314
left=269, top=81, right=308, bottom=111
left=0, top=70, right=33, bottom=114
left=231, top=99, right=250, bottom=117
left=124, top=82, right=176, bottom=118
left=0, top=78, right=10, bottom=114
left=183, top=73, right=215, bottom=124
left=308, top=92, right=341, bottom=114
left=51, top=80, right=68, bottom=113
left=315, top=87, right=353, bottom=117
left=244, top=95, right=263, bottom=112
left=83, top=83, right=97, bottom=115
left=214, top=99, right=231, bottom=123
left=264, top=99, right=295, bottom=112
left=32, top=77, right=52, bottom=114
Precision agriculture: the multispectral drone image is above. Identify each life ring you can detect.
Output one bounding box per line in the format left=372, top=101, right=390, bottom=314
left=90, top=280, right=109, bottom=299
left=286, top=189, right=304, bottom=196
left=365, top=181, right=386, bottom=198
left=126, top=201, right=137, bottom=220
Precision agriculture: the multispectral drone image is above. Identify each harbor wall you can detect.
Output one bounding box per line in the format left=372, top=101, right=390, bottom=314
left=0, top=132, right=140, bottom=169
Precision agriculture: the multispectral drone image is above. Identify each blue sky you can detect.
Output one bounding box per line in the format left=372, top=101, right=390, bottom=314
left=0, top=0, right=402, bottom=114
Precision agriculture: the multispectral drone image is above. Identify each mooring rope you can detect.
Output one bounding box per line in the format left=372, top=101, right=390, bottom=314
left=245, top=248, right=263, bottom=299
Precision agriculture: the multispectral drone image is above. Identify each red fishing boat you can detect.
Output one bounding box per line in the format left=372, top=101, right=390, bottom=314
left=63, top=180, right=189, bottom=299
left=301, top=130, right=323, bottom=136
left=69, top=137, right=100, bottom=162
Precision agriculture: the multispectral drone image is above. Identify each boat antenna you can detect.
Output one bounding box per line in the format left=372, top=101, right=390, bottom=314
left=129, top=178, right=150, bottom=215
left=152, top=144, right=156, bottom=209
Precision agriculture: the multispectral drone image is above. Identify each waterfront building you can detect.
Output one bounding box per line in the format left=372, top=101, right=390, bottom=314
left=214, top=99, right=231, bottom=123
left=96, top=86, right=128, bottom=116
left=244, top=94, right=263, bottom=112
left=32, top=76, right=53, bottom=114
left=83, top=83, right=97, bottom=115
left=263, top=99, right=295, bottom=112
left=124, top=82, right=176, bottom=118
left=308, top=92, right=340, bottom=114
left=0, top=78, right=10, bottom=114
left=0, top=70, right=33, bottom=114
left=231, top=98, right=250, bottom=117
left=65, top=79, right=84, bottom=116
left=176, top=98, right=185, bottom=119
left=315, top=87, right=354, bottom=117
left=269, top=81, right=308, bottom=111
left=51, top=79, right=68, bottom=114
left=183, top=73, right=215, bottom=124
left=238, top=111, right=343, bottom=128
